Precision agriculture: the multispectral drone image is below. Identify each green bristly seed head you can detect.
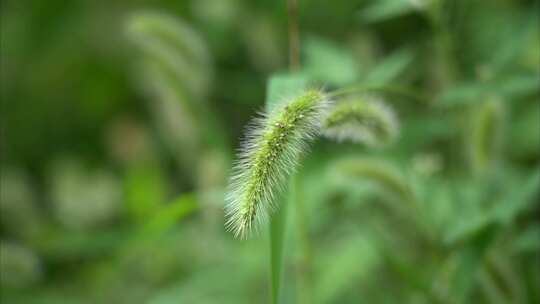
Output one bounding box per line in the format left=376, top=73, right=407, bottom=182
left=469, top=98, right=504, bottom=174
left=322, top=96, right=399, bottom=147
left=225, top=89, right=329, bottom=239
left=334, top=157, right=415, bottom=203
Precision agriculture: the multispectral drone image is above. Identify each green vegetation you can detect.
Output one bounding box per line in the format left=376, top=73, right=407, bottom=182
left=1, top=0, right=538, bottom=303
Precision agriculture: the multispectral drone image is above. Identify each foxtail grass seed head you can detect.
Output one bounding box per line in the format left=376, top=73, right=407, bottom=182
left=468, top=98, right=504, bottom=174
left=334, top=157, right=414, bottom=203
left=322, top=96, right=399, bottom=147
left=225, top=89, right=330, bottom=239
left=125, top=11, right=212, bottom=99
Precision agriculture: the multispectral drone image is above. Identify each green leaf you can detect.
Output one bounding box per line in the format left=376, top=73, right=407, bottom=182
left=125, top=165, right=167, bottom=222
left=139, top=193, right=198, bottom=237
left=485, top=11, right=537, bottom=74
left=358, top=0, right=416, bottom=23
left=266, top=74, right=309, bottom=108
left=315, top=235, right=379, bottom=303
left=450, top=226, right=498, bottom=303
left=269, top=194, right=289, bottom=304
left=513, top=224, right=540, bottom=253
left=492, top=170, right=540, bottom=225
left=444, top=213, right=491, bottom=245
left=438, top=74, right=539, bottom=107
left=365, top=48, right=414, bottom=84
left=510, top=104, right=540, bottom=159
left=446, top=170, right=539, bottom=245
left=34, top=227, right=130, bottom=260
left=303, top=37, right=359, bottom=86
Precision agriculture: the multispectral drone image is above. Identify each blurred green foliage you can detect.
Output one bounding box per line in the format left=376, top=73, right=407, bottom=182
left=1, top=0, right=538, bottom=303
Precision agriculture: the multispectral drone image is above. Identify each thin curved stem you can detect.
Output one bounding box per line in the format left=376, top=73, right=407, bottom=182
left=328, top=83, right=431, bottom=104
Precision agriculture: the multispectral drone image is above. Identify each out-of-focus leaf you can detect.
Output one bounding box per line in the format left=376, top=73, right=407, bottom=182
left=358, top=0, right=416, bottom=23
left=487, top=13, right=537, bottom=74
left=0, top=289, right=83, bottom=304
left=0, top=241, right=42, bottom=289
left=147, top=266, right=256, bottom=304
left=495, top=74, right=539, bottom=97
left=315, top=234, right=379, bottom=303
left=438, top=74, right=539, bottom=107
left=446, top=170, right=539, bottom=245
left=265, top=73, right=308, bottom=109
left=398, top=116, right=454, bottom=153
left=138, top=193, right=198, bottom=237
left=35, top=228, right=130, bottom=260
left=478, top=268, right=508, bottom=304
left=125, top=165, right=167, bottom=222
left=492, top=170, right=540, bottom=225
left=513, top=224, right=540, bottom=253
left=438, top=82, right=488, bottom=106
left=365, top=47, right=414, bottom=84
left=303, top=37, right=359, bottom=87
left=510, top=104, right=540, bottom=159
left=444, top=213, right=491, bottom=245
left=414, top=177, right=453, bottom=235
left=443, top=182, right=490, bottom=245
left=450, top=226, right=498, bottom=303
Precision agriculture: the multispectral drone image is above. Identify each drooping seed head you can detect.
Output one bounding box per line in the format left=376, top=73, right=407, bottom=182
left=225, top=89, right=330, bottom=239
left=334, top=157, right=414, bottom=203
left=468, top=98, right=504, bottom=174
left=322, top=96, right=399, bottom=147
left=125, top=11, right=212, bottom=99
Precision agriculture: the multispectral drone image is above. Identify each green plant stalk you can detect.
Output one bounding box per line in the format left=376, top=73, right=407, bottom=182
left=293, top=173, right=312, bottom=304
left=284, top=1, right=314, bottom=301
left=287, top=1, right=314, bottom=302
left=269, top=173, right=311, bottom=304
left=269, top=1, right=306, bottom=302
left=266, top=90, right=290, bottom=304
left=265, top=78, right=306, bottom=303
left=287, top=0, right=312, bottom=303
left=427, top=0, right=460, bottom=89
left=270, top=188, right=289, bottom=304
left=287, top=0, right=300, bottom=71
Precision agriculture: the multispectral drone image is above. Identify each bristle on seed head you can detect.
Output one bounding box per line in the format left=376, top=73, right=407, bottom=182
left=225, top=89, right=330, bottom=239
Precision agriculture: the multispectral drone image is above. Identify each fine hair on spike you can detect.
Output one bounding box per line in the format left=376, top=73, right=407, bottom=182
left=225, top=89, right=330, bottom=239
left=322, top=95, right=399, bottom=147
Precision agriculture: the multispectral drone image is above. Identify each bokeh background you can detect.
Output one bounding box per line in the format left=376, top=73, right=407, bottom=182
left=1, top=0, right=539, bottom=303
